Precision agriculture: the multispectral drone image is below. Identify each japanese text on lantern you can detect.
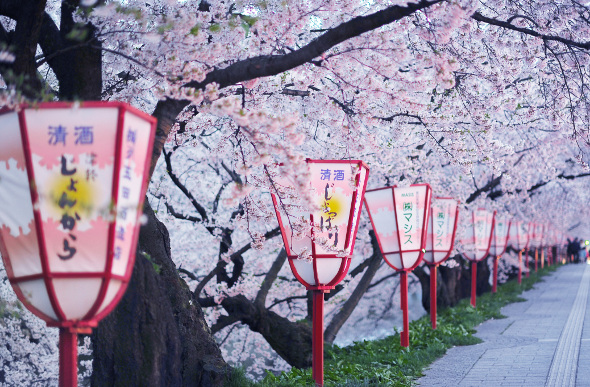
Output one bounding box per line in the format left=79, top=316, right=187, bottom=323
left=57, top=156, right=78, bottom=260
left=320, top=182, right=338, bottom=247
left=402, top=201, right=413, bottom=245
left=47, top=125, right=94, bottom=261
left=436, top=211, right=445, bottom=247
left=114, top=128, right=138, bottom=260
left=474, top=212, right=488, bottom=249
left=48, top=125, right=94, bottom=146
left=49, top=125, right=94, bottom=261
left=320, top=169, right=345, bottom=181
left=318, top=168, right=347, bottom=248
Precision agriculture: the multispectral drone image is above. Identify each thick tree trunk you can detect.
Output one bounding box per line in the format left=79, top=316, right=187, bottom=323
left=91, top=203, right=229, bottom=386
left=415, top=255, right=492, bottom=312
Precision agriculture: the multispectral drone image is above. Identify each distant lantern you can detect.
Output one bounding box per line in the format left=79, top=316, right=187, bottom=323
left=508, top=220, right=530, bottom=283
left=271, top=159, right=369, bottom=387
left=532, top=223, right=546, bottom=270
left=0, top=102, right=156, bottom=387
left=423, top=197, right=459, bottom=329
left=364, top=184, right=432, bottom=347
left=460, top=209, right=495, bottom=307
left=489, top=217, right=511, bottom=293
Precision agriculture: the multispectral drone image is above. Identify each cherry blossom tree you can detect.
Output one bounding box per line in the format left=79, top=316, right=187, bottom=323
left=1, top=0, right=590, bottom=384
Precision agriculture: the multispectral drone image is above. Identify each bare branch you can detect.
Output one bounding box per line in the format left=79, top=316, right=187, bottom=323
left=255, top=248, right=288, bottom=307
left=472, top=12, right=590, bottom=50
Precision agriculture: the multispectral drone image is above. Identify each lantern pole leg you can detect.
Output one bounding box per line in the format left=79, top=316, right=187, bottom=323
left=430, top=265, right=437, bottom=330
left=492, top=256, right=499, bottom=293
left=525, top=248, right=529, bottom=278
left=541, top=248, right=545, bottom=269
left=535, top=248, right=538, bottom=272
left=518, top=250, right=522, bottom=284
left=471, top=261, right=477, bottom=308
left=400, top=271, right=409, bottom=347
left=59, top=328, right=78, bottom=387
left=312, top=290, right=324, bottom=387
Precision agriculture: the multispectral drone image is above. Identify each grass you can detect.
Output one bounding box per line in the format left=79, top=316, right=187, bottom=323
left=225, top=264, right=558, bottom=386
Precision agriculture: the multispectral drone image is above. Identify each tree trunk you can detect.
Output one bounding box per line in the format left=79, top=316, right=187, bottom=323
left=91, top=203, right=229, bottom=386
left=415, top=255, right=492, bottom=312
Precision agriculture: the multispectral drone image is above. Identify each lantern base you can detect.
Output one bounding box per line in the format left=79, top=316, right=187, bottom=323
left=47, top=321, right=96, bottom=333
left=305, top=285, right=335, bottom=291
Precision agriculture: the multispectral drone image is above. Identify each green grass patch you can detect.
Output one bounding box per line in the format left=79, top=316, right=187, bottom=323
left=227, top=264, right=557, bottom=386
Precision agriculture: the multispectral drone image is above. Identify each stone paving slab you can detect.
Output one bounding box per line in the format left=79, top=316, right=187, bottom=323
left=417, top=264, right=590, bottom=387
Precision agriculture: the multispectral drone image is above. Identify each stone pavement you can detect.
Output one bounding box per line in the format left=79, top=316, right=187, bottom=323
left=417, top=263, right=590, bottom=387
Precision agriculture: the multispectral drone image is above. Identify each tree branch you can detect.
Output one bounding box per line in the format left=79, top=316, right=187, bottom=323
left=147, top=0, right=443, bottom=177
left=472, top=11, right=590, bottom=50
left=255, top=248, right=288, bottom=308
left=324, top=230, right=384, bottom=344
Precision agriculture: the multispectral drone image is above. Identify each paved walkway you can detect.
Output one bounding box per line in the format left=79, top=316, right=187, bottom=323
left=417, top=263, right=590, bottom=387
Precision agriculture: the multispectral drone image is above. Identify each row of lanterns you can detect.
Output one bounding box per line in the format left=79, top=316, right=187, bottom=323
left=0, top=104, right=568, bottom=386
left=270, top=159, right=567, bottom=386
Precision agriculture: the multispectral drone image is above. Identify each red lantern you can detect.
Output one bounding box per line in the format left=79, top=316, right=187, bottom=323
left=271, top=159, right=369, bottom=387
left=460, top=209, right=495, bottom=307
left=509, top=220, right=530, bottom=283
left=0, top=102, right=156, bottom=386
left=364, top=184, right=432, bottom=347
left=489, top=217, right=510, bottom=293
left=531, top=223, right=546, bottom=270
left=423, top=198, right=459, bottom=329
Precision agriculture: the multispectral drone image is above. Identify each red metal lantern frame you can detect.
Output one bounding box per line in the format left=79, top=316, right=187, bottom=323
left=461, top=209, right=495, bottom=307
left=364, top=184, right=432, bottom=272
left=271, top=159, right=369, bottom=387
left=0, top=101, right=156, bottom=386
left=509, top=221, right=530, bottom=283
left=364, top=183, right=432, bottom=347
left=271, top=159, right=369, bottom=291
left=423, top=197, right=459, bottom=329
left=0, top=101, right=155, bottom=329
left=490, top=218, right=511, bottom=293
left=532, top=223, right=546, bottom=271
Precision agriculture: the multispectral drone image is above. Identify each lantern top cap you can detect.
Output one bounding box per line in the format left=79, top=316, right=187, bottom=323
left=305, top=158, right=369, bottom=168
left=434, top=196, right=459, bottom=202
left=1, top=101, right=156, bottom=124
left=365, top=182, right=431, bottom=194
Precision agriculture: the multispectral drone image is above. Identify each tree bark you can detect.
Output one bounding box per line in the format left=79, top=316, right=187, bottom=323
left=92, top=203, right=228, bottom=386
left=415, top=255, right=492, bottom=312
left=2, top=5, right=232, bottom=384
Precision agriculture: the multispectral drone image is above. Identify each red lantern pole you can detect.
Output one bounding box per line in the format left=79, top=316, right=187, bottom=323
left=59, top=328, right=78, bottom=387
left=400, top=271, right=409, bottom=347
left=430, top=264, right=437, bottom=329
left=535, top=248, right=538, bottom=272
left=312, top=290, right=325, bottom=387
left=471, top=261, right=477, bottom=307
left=518, top=250, right=522, bottom=284
left=525, top=248, right=529, bottom=277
